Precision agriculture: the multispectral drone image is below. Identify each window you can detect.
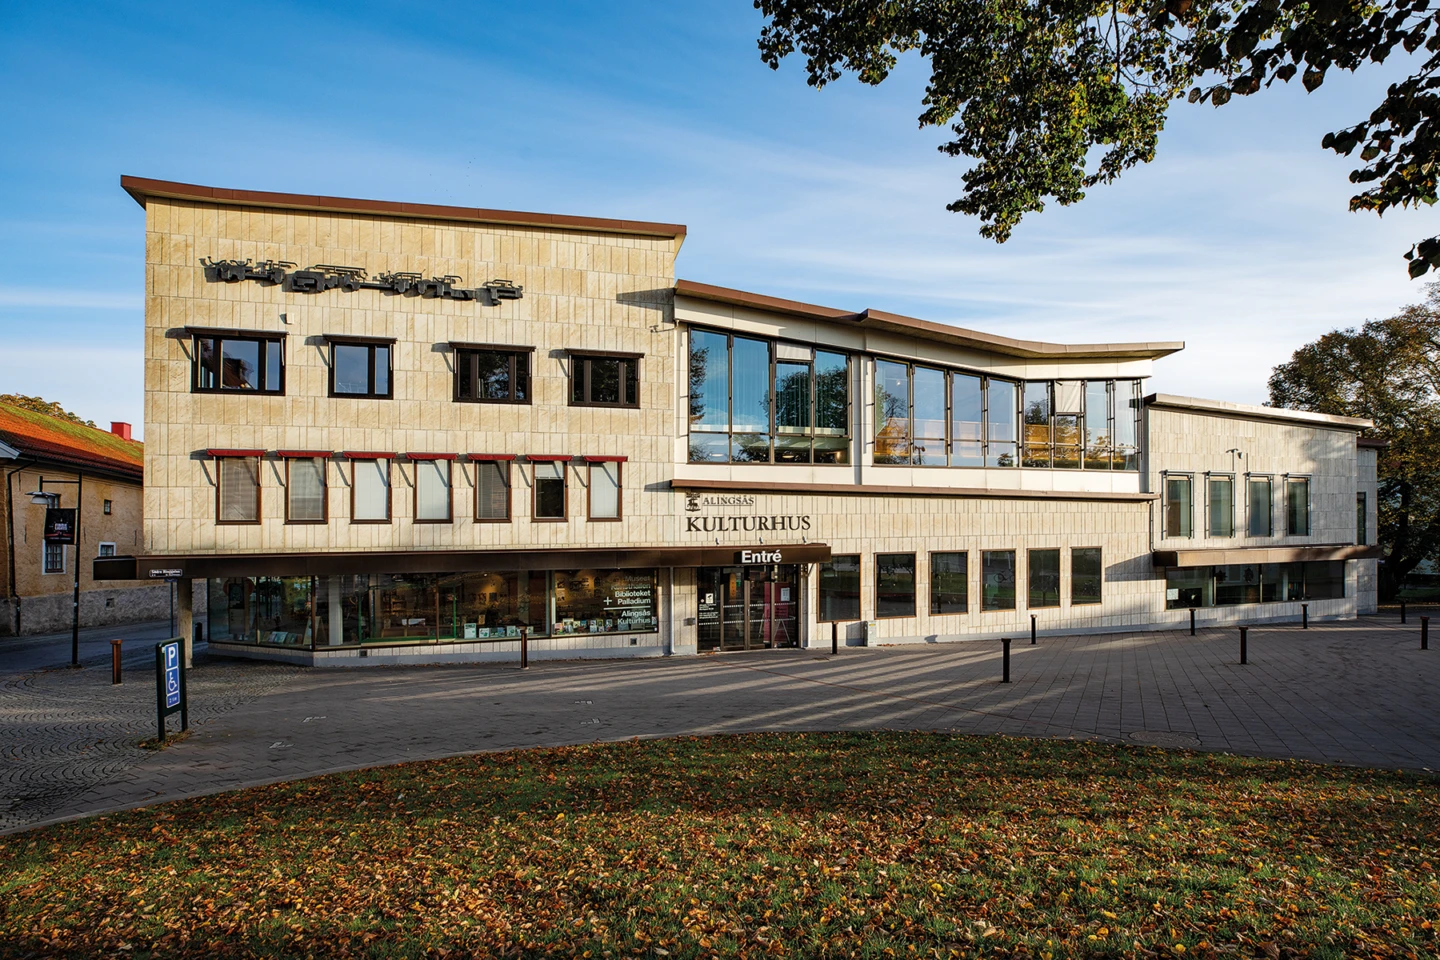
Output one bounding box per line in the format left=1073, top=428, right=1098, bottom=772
left=454, top=345, right=531, bottom=403
left=192, top=331, right=285, bottom=394
left=1028, top=548, right=1061, bottom=608
left=688, top=329, right=851, bottom=464
left=474, top=459, right=512, bottom=522
left=1051, top=380, right=1083, bottom=469
left=285, top=457, right=327, bottom=523
left=818, top=555, right=861, bottom=621
left=1286, top=477, right=1311, bottom=536
left=950, top=375, right=984, bottom=466
left=1248, top=476, right=1273, bottom=537
left=930, top=552, right=968, bottom=614
left=1165, top=561, right=1345, bottom=609
left=102, top=499, right=113, bottom=515
left=1072, top=547, right=1102, bottom=604
left=1083, top=381, right=1111, bottom=469
left=1022, top=382, right=1052, bottom=467
left=328, top=338, right=392, bottom=398
left=350, top=458, right=391, bottom=523
left=553, top=569, right=658, bottom=635
left=571, top=353, right=640, bottom=408
left=1208, top=474, right=1235, bottom=537
left=982, top=550, right=1016, bottom=611
left=587, top=460, right=622, bottom=520
left=97, top=542, right=117, bottom=558
left=43, top=541, right=64, bottom=574
left=533, top=460, right=567, bottom=520
left=1164, top=474, right=1193, bottom=538
left=217, top=456, right=260, bottom=523
left=986, top=378, right=1019, bottom=467
left=413, top=459, right=453, bottom=523
left=875, top=553, right=916, bottom=618
left=1357, top=492, right=1367, bottom=545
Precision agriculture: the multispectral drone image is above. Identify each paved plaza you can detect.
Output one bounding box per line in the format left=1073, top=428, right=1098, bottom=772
left=1, top=612, right=1435, bottom=834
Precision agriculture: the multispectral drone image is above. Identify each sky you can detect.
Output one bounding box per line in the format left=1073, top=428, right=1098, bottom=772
left=1, top=1, right=1435, bottom=437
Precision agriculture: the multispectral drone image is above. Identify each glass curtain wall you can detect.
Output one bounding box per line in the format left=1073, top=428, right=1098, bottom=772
left=1165, top=561, right=1345, bottom=609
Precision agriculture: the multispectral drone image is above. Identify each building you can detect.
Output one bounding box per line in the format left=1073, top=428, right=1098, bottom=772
left=95, top=176, right=1380, bottom=666
left=1, top=403, right=170, bottom=635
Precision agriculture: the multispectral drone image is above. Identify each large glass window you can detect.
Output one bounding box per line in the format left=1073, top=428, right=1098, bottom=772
left=1165, top=561, right=1345, bottom=609
left=930, top=552, right=968, bottom=614
left=351, top=459, right=391, bottom=522
left=588, top=461, right=621, bottom=520
left=217, top=456, right=260, bottom=523
left=456, top=347, right=530, bottom=403
left=950, top=375, right=984, bottom=467
left=1028, top=548, right=1061, bottom=608
left=982, top=550, right=1017, bottom=611
left=1112, top=380, right=1141, bottom=470
left=193, top=333, right=284, bottom=394
left=1208, top=475, right=1234, bottom=538
left=414, top=459, right=452, bottom=523
left=553, top=569, right=658, bottom=635
left=1083, top=380, right=1111, bottom=469
left=1051, top=380, right=1083, bottom=469
left=474, top=460, right=511, bottom=522
left=986, top=378, right=1018, bottom=467
left=533, top=461, right=567, bottom=520
left=688, top=329, right=851, bottom=464
left=330, top=340, right=392, bottom=398
left=912, top=367, right=947, bottom=465
left=1248, top=476, right=1273, bottom=537
left=1071, top=548, right=1102, bottom=605
left=1022, top=382, right=1052, bottom=468
left=571, top=354, right=640, bottom=408
left=875, top=553, right=916, bottom=618
left=285, top=457, right=326, bottom=523
left=1165, top=474, right=1193, bottom=538
left=1286, top=477, right=1311, bottom=536
left=874, top=359, right=912, bottom=464
left=818, top=555, right=860, bottom=621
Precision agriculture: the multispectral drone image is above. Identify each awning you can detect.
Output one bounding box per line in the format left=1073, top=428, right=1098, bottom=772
left=1152, top=543, right=1381, bottom=567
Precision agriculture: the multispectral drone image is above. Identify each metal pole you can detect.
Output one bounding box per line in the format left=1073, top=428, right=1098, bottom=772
left=71, top=474, right=82, bottom=668
left=179, top=649, right=188, bottom=732
left=831, top=621, right=838, bottom=656
left=1302, top=603, right=1309, bottom=629
left=1401, top=600, right=1407, bottom=624
left=111, top=639, right=122, bottom=684
left=155, top=643, right=166, bottom=743
left=1422, top=616, right=1429, bottom=651
left=520, top=625, right=529, bottom=669
left=1001, top=637, right=1011, bottom=683
left=1189, top=606, right=1196, bottom=636
left=1030, top=614, right=1036, bottom=645
left=169, top=581, right=175, bottom=638
left=1239, top=626, right=1248, bottom=665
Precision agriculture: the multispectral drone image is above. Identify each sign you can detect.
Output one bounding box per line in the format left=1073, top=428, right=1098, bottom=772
left=43, top=508, right=76, bottom=544
left=162, top=643, right=181, bottom=708
left=738, top=549, right=784, bottom=564
left=200, top=258, right=523, bottom=306
left=154, top=639, right=188, bottom=741
left=148, top=568, right=184, bottom=580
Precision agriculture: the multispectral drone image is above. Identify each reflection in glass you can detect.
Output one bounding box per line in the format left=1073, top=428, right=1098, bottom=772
left=1248, top=477, right=1272, bottom=536
left=987, top=378, right=1018, bottom=467
left=334, top=345, right=370, bottom=394
left=1071, top=548, right=1102, bottom=604
left=1084, top=380, right=1110, bottom=469
left=222, top=339, right=260, bottom=390
left=912, top=367, right=946, bottom=465
left=1028, top=548, right=1061, bottom=607
left=950, top=374, right=983, bottom=466
left=591, top=358, right=621, bottom=404
left=374, top=346, right=389, bottom=395
left=1208, top=476, right=1234, bottom=537
left=476, top=351, right=513, bottom=400
left=689, top=329, right=729, bottom=430
left=774, top=436, right=812, bottom=464
left=731, top=433, right=771, bottom=463
left=930, top=552, right=968, bottom=614
left=688, top=433, right=728, bottom=463
left=815, top=351, right=848, bottom=435
left=1023, top=381, right=1051, bottom=467
left=534, top=462, right=566, bottom=519
left=874, top=359, right=910, bottom=464
left=775, top=361, right=811, bottom=434
left=1113, top=380, right=1140, bottom=469
left=731, top=337, right=770, bottom=432
left=818, top=555, right=861, bottom=621
left=265, top=340, right=283, bottom=391
left=982, top=550, right=1016, bottom=611
left=1052, top=415, right=1081, bottom=469
left=876, top=553, right=916, bottom=617
left=553, top=569, right=658, bottom=635
left=1286, top=478, right=1310, bottom=535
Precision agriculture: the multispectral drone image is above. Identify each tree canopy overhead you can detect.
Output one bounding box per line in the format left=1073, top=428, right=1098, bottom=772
left=755, top=0, right=1440, bottom=275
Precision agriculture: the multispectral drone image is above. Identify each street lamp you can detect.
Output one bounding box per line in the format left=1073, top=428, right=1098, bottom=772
left=27, top=477, right=83, bottom=668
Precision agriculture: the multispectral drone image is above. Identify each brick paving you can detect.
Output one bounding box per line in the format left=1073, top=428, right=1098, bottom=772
left=1, top=613, right=1436, bottom=834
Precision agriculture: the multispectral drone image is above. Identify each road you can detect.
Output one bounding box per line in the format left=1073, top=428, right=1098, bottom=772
left=0, top=619, right=193, bottom=675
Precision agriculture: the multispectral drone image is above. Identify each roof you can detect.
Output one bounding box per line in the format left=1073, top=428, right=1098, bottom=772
left=121, top=176, right=688, bottom=241
left=1153, top=543, right=1382, bottom=567
left=0, top=403, right=143, bottom=482
left=674, top=280, right=1186, bottom=361
left=1144, top=394, right=1373, bottom=430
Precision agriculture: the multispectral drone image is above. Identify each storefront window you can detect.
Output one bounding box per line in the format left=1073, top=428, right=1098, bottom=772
left=207, top=576, right=313, bottom=645
left=818, top=555, right=861, bottom=621
left=1028, top=549, right=1061, bottom=608
left=875, top=553, right=916, bottom=617
left=553, top=569, right=658, bottom=635
left=930, top=552, right=968, bottom=614
left=982, top=551, right=1017, bottom=611
left=1071, top=548, right=1102, bottom=605
left=1165, top=561, right=1344, bottom=609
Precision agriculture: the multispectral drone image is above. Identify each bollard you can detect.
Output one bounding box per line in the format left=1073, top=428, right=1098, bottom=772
left=1239, top=626, right=1248, bottom=665
left=1189, top=606, right=1196, bottom=636
left=520, top=625, right=529, bottom=670
left=1401, top=600, right=1407, bottom=624
left=111, top=639, right=122, bottom=685
left=1001, top=637, right=1011, bottom=683
left=1422, top=616, right=1430, bottom=651
left=1302, top=603, right=1309, bottom=630
left=831, top=621, right=838, bottom=656
left=1030, top=614, right=1037, bottom=645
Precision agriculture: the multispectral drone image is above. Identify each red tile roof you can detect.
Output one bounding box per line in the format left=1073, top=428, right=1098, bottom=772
left=0, top=403, right=143, bottom=482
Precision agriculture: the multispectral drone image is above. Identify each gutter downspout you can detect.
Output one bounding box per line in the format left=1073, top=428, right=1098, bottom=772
left=5, top=457, right=39, bottom=635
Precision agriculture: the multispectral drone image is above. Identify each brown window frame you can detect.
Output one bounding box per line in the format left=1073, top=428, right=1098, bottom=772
left=586, top=459, right=624, bottom=522
left=451, top=343, right=534, bottom=404
left=348, top=456, right=393, bottom=524
left=283, top=455, right=329, bottom=525
left=215, top=455, right=262, bottom=525
left=570, top=351, right=642, bottom=408
left=1071, top=546, right=1103, bottom=605
left=472, top=457, right=513, bottom=523
left=190, top=329, right=287, bottom=396
left=531, top=458, right=568, bottom=522
left=327, top=336, right=395, bottom=400
left=411, top=457, right=455, bottom=524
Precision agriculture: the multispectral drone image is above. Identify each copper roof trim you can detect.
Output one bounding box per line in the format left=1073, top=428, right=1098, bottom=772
left=669, top=478, right=1156, bottom=503
left=1152, top=543, right=1382, bottom=567
left=1145, top=394, right=1373, bottom=430
left=121, top=176, right=687, bottom=239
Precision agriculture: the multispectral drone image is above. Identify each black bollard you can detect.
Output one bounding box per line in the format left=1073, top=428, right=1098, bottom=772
left=832, top=621, right=838, bottom=656
left=1030, top=614, right=1037, bottom=645
left=1001, top=638, right=1011, bottom=683
left=1239, top=626, right=1248, bottom=665
left=1189, top=606, right=1196, bottom=636
left=1422, top=616, right=1430, bottom=651
left=1401, top=600, right=1408, bottom=624
left=1302, top=603, right=1309, bottom=629
left=520, top=625, right=529, bottom=670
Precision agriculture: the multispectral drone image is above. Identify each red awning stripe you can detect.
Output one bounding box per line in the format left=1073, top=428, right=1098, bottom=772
left=582, top=455, right=628, bottom=463
left=405, top=452, right=459, bottom=461
left=276, top=450, right=333, bottom=458
left=342, top=451, right=397, bottom=459
left=206, top=448, right=264, bottom=458
left=467, top=453, right=517, bottom=461
left=525, top=454, right=572, bottom=462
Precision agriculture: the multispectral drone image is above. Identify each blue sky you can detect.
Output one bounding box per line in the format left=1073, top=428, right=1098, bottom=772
left=2, top=1, right=1434, bottom=435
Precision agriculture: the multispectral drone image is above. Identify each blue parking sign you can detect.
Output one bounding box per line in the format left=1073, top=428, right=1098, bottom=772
left=163, top=643, right=181, bottom=708
left=155, top=639, right=187, bottom=741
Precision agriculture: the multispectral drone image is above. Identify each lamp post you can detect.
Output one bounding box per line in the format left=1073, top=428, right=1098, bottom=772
left=28, top=475, right=83, bottom=668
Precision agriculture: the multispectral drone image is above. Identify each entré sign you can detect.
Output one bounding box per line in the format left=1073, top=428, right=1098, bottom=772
left=738, top=549, right=783, bottom=564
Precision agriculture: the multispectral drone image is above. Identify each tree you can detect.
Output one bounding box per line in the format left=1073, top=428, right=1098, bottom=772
left=1267, top=288, right=1440, bottom=599
left=755, top=0, right=1440, bottom=275
left=0, top=394, right=95, bottom=428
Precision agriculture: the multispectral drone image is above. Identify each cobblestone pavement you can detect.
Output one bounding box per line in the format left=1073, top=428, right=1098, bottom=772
left=2, top=613, right=1435, bottom=834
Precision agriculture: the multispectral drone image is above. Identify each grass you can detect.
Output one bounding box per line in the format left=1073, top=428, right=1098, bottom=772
left=1, top=732, right=1436, bottom=959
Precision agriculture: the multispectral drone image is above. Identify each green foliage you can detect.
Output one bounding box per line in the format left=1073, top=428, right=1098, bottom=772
left=1268, top=288, right=1440, bottom=596
left=0, top=393, right=96, bottom=428
left=756, top=0, right=1440, bottom=275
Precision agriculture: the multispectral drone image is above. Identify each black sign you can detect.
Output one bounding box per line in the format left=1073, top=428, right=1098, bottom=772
left=200, top=258, right=523, bottom=306
left=43, top=508, right=76, bottom=544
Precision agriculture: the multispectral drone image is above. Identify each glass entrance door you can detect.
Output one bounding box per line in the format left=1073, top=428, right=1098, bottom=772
left=697, top=565, right=799, bottom=651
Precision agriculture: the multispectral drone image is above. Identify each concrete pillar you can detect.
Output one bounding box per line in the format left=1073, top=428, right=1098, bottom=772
left=176, top=579, right=193, bottom=667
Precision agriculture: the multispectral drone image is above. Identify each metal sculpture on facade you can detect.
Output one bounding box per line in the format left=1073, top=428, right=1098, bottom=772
left=200, top=259, right=523, bottom=305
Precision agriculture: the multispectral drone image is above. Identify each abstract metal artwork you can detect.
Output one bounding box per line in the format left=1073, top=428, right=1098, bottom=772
left=200, top=259, right=523, bottom=305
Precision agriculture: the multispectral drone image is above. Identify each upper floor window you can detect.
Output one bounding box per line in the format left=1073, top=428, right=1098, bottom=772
left=328, top=336, right=393, bottom=399
left=571, top=352, right=641, bottom=408
left=587, top=459, right=623, bottom=520
left=1357, top=492, right=1368, bottom=545
left=192, top=329, right=285, bottom=394
left=1248, top=475, right=1273, bottom=536
left=412, top=457, right=454, bottom=523
left=216, top=455, right=261, bottom=524
left=532, top=458, right=568, bottom=520
left=453, top=344, right=531, bottom=404
left=43, top=541, right=64, bottom=574
left=474, top=457, right=513, bottom=522
left=284, top=455, right=328, bottom=523
left=1023, top=379, right=1140, bottom=470
left=1286, top=477, right=1311, bottom=536
left=350, top=457, right=392, bottom=523
left=1164, top=473, right=1193, bottom=538
left=689, top=328, right=851, bottom=464
left=97, top=542, right=117, bottom=558
left=1207, top=474, right=1235, bottom=537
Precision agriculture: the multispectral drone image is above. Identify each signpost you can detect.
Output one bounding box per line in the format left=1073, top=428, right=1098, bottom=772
left=154, top=639, right=188, bottom=742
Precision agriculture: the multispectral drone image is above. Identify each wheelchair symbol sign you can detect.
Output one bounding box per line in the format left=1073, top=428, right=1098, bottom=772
left=163, top=643, right=181, bottom=709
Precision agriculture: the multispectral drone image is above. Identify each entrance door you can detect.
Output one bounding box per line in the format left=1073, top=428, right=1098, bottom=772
left=697, top=565, right=799, bottom=651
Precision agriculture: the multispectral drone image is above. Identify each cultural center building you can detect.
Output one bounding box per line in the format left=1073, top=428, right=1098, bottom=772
left=96, top=176, right=1381, bottom=665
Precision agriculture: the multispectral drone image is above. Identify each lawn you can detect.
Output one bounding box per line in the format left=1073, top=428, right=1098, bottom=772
left=1, top=732, right=1435, bottom=959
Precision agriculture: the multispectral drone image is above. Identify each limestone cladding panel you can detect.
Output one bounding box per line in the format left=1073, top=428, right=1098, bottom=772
left=1146, top=407, right=1360, bottom=549
left=143, top=199, right=680, bottom=556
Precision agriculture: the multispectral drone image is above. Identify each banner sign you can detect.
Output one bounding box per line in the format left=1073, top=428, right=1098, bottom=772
left=43, top=508, right=76, bottom=544
left=154, top=640, right=188, bottom=741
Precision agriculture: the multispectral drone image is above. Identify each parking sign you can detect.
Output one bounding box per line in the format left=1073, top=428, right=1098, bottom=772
left=154, top=640, right=188, bottom=741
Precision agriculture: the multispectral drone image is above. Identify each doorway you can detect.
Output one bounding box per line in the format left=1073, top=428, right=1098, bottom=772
left=697, top=565, right=799, bottom=651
